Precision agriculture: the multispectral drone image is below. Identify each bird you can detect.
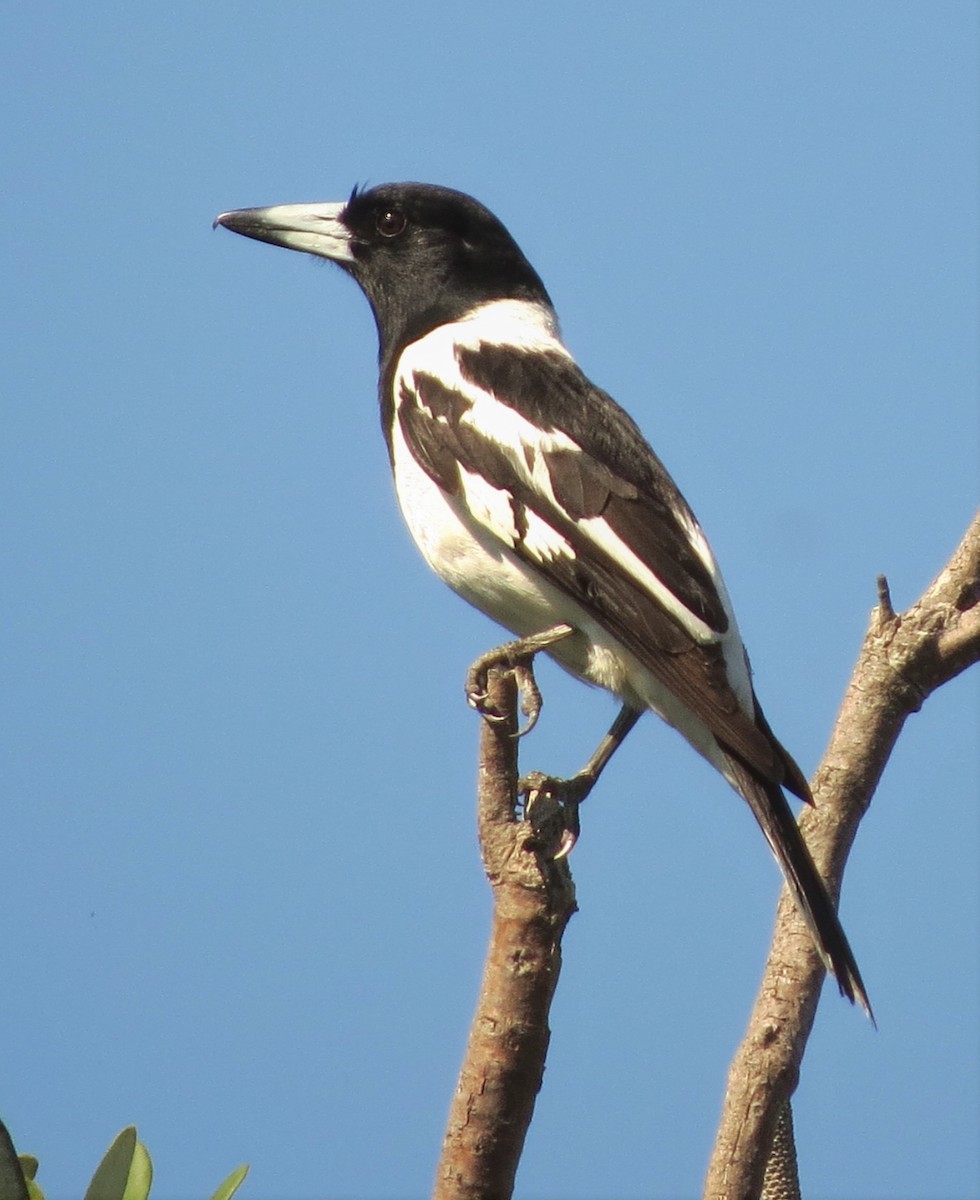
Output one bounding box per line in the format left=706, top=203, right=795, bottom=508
left=215, top=181, right=871, bottom=1016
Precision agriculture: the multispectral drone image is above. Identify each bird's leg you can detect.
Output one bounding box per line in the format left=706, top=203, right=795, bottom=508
left=465, top=623, right=575, bottom=737
left=521, top=704, right=642, bottom=858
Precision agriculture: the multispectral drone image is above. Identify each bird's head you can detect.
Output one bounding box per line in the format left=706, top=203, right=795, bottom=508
left=215, top=182, right=552, bottom=355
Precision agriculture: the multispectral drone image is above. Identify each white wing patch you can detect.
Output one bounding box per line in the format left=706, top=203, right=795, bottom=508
left=392, top=298, right=754, bottom=714
left=523, top=507, right=576, bottom=564
left=460, top=389, right=577, bottom=459
left=457, top=467, right=520, bottom=546
left=578, top=515, right=721, bottom=645
left=456, top=466, right=575, bottom=564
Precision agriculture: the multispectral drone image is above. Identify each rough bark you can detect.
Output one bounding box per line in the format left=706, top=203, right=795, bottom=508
left=433, top=669, right=577, bottom=1200
left=705, top=511, right=980, bottom=1199
left=429, top=512, right=978, bottom=1199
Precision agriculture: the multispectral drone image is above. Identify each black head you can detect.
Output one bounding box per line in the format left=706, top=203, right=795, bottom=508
left=339, top=183, right=551, bottom=348
left=216, top=182, right=553, bottom=358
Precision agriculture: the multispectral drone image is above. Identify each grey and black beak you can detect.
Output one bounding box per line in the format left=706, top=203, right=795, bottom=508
left=214, top=202, right=355, bottom=263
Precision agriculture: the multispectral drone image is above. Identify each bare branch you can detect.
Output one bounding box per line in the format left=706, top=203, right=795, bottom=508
left=433, top=668, right=577, bottom=1200
left=705, top=510, right=980, bottom=1199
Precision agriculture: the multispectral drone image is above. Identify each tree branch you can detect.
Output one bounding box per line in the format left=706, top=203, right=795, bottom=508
left=705, top=509, right=980, bottom=1199
left=433, top=668, right=577, bottom=1200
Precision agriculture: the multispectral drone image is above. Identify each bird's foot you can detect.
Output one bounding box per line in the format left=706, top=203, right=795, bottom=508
left=519, top=770, right=596, bottom=859
left=465, top=624, right=574, bottom=737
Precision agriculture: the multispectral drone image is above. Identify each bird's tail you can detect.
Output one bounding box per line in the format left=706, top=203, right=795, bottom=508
left=726, top=758, right=874, bottom=1021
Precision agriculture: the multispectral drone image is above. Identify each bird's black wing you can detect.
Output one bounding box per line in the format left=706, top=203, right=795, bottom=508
left=396, top=350, right=809, bottom=798
left=397, top=349, right=872, bottom=1013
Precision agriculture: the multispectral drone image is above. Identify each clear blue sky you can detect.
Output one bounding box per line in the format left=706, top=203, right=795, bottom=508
left=3, top=5, right=977, bottom=1198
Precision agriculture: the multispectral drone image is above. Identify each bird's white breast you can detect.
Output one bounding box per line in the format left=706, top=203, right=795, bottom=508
left=390, top=413, right=573, bottom=638
left=387, top=299, right=754, bottom=781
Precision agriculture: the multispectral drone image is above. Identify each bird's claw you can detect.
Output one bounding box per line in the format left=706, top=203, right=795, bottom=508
left=465, top=687, right=508, bottom=723
left=512, top=662, right=544, bottom=737
left=465, top=624, right=574, bottom=738
left=520, top=770, right=593, bottom=860
left=466, top=625, right=588, bottom=856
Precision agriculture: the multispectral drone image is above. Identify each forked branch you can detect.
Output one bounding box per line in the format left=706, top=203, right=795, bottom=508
left=705, top=510, right=980, bottom=1200
left=431, top=512, right=979, bottom=1199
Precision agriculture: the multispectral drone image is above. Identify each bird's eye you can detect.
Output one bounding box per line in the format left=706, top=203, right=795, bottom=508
left=376, top=208, right=406, bottom=238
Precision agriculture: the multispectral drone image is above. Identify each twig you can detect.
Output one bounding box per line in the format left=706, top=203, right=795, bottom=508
left=704, top=510, right=980, bottom=1199
left=433, top=667, right=577, bottom=1200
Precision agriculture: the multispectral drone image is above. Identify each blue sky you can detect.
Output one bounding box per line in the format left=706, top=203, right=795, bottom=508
left=3, top=4, right=977, bottom=1198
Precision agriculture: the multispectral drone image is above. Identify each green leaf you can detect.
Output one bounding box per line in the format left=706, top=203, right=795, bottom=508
left=123, top=1141, right=152, bottom=1200
left=208, top=1163, right=249, bottom=1200
left=82, top=1127, right=153, bottom=1200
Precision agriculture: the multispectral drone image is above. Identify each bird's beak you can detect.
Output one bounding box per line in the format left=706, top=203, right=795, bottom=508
left=213, top=201, right=355, bottom=263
